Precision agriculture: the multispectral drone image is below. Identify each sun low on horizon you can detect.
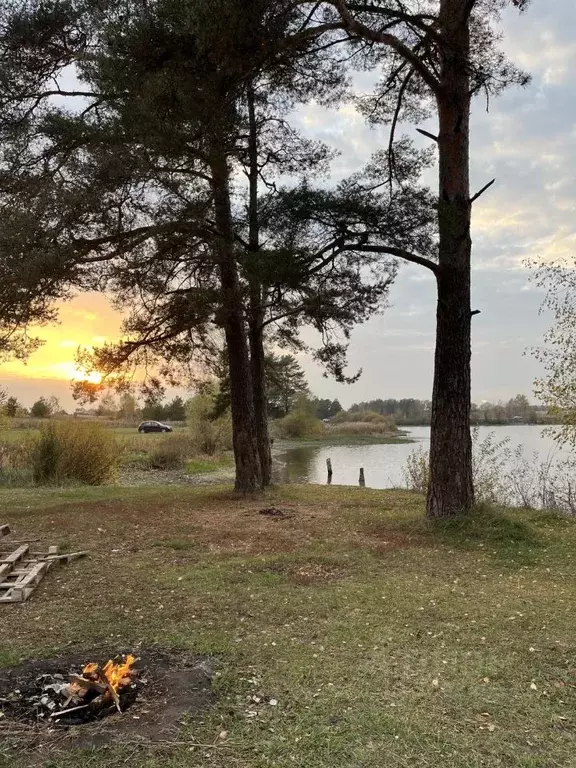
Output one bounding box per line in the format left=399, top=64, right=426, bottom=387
left=0, top=293, right=123, bottom=406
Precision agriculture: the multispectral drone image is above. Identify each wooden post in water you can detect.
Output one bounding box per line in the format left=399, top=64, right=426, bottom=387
left=326, top=458, right=333, bottom=485
left=359, top=468, right=365, bottom=487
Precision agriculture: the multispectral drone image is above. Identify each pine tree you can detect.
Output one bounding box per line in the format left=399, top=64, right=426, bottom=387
left=301, top=0, right=530, bottom=516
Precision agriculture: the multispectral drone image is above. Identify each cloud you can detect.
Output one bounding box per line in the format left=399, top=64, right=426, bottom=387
left=2, top=4, right=574, bottom=408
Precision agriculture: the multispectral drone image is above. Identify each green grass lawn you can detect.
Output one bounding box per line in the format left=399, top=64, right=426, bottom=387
left=0, top=485, right=575, bottom=767
left=186, top=454, right=235, bottom=474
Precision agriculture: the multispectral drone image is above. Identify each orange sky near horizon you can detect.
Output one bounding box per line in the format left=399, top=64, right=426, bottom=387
left=0, top=293, right=124, bottom=408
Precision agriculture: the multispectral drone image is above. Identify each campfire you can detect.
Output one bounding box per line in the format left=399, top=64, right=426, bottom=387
left=24, top=654, right=138, bottom=724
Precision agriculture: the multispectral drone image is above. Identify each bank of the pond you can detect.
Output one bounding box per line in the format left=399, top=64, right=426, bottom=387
left=275, top=424, right=571, bottom=490
left=273, top=432, right=412, bottom=450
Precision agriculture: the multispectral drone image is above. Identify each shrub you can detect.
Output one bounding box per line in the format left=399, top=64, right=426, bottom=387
left=325, top=421, right=398, bottom=436
left=332, top=409, right=394, bottom=425
left=149, top=434, right=198, bottom=470
left=190, top=414, right=233, bottom=456
left=187, top=391, right=233, bottom=455
left=276, top=411, right=324, bottom=439
left=32, top=421, right=119, bottom=485
left=403, top=444, right=429, bottom=494
left=403, top=429, right=510, bottom=502
left=0, top=439, right=34, bottom=486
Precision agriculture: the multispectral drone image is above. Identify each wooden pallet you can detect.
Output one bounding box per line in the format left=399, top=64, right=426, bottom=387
left=0, top=525, right=88, bottom=604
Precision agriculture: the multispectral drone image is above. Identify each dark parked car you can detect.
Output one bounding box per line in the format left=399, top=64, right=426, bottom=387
left=137, top=421, right=173, bottom=433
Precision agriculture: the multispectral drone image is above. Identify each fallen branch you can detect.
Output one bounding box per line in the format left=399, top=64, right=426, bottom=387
left=30, top=551, right=89, bottom=563
left=50, top=704, right=90, bottom=719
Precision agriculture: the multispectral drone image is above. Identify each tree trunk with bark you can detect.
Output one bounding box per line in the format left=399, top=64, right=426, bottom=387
left=246, top=85, right=272, bottom=487
left=209, top=144, right=262, bottom=493
left=248, top=296, right=272, bottom=486
left=426, top=1, right=474, bottom=517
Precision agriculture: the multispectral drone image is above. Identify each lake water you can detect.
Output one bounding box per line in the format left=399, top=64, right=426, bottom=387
left=275, top=425, right=568, bottom=489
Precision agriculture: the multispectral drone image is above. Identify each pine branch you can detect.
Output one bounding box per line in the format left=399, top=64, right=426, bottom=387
left=470, top=178, right=496, bottom=204
left=416, top=128, right=438, bottom=143
left=329, top=0, right=441, bottom=94
left=346, top=3, right=442, bottom=42
left=346, top=244, right=438, bottom=274
left=388, top=68, right=414, bottom=185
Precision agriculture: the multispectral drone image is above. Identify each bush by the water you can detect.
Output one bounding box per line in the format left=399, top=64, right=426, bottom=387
left=326, top=420, right=398, bottom=436
left=332, top=409, right=394, bottom=425
left=276, top=410, right=324, bottom=438
left=32, top=421, right=119, bottom=485
left=403, top=429, right=511, bottom=503
left=403, top=428, right=576, bottom=515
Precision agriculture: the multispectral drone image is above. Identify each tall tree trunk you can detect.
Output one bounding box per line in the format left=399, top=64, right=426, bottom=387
left=246, top=85, right=272, bottom=487
left=209, top=144, right=261, bottom=493
left=248, top=297, right=272, bottom=486
left=426, top=2, right=474, bottom=518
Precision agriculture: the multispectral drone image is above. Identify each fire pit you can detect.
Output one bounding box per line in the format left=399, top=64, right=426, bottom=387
left=0, top=648, right=215, bottom=751
left=2, top=654, right=140, bottom=725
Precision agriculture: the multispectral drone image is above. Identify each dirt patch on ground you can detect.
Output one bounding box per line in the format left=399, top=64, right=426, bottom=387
left=0, top=647, right=215, bottom=754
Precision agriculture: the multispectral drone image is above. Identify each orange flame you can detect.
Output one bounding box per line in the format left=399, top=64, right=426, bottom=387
left=81, top=654, right=136, bottom=696
left=101, top=654, right=137, bottom=693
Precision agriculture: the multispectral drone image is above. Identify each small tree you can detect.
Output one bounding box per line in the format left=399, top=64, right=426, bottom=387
left=506, top=394, right=530, bottom=419
left=118, top=393, right=138, bottom=421
left=4, top=395, right=17, bottom=417
left=533, top=262, right=576, bottom=447
left=166, top=396, right=186, bottom=422
left=142, top=399, right=167, bottom=422
left=312, top=398, right=343, bottom=420
left=266, top=354, right=309, bottom=418
left=186, top=385, right=232, bottom=455
left=30, top=397, right=51, bottom=418
left=96, top=393, right=117, bottom=418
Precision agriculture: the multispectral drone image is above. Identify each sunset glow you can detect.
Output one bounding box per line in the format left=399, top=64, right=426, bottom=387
left=0, top=294, right=122, bottom=404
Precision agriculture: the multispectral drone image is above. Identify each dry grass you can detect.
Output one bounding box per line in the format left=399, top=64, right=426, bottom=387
left=0, top=485, right=575, bottom=768
left=324, top=421, right=398, bottom=436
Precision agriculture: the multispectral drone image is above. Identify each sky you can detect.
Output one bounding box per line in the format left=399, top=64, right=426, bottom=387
left=1, top=1, right=574, bottom=410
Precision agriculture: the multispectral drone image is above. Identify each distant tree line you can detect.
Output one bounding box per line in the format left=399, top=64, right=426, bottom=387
left=347, top=394, right=547, bottom=426
left=0, top=391, right=62, bottom=419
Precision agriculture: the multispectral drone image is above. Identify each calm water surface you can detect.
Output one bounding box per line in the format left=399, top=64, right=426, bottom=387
left=275, top=425, right=566, bottom=489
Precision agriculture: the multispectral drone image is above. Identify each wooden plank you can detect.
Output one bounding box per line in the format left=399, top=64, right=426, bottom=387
left=0, top=545, right=29, bottom=580
left=0, top=544, right=88, bottom=604
left=0, top=561, right=48, bottom=603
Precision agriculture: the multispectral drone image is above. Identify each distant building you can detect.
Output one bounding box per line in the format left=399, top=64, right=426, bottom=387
left=73, top=408, right=95, bottom=418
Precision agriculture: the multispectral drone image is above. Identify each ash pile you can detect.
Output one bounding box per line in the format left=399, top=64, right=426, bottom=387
left=1, top=654, right=139, bottom=725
